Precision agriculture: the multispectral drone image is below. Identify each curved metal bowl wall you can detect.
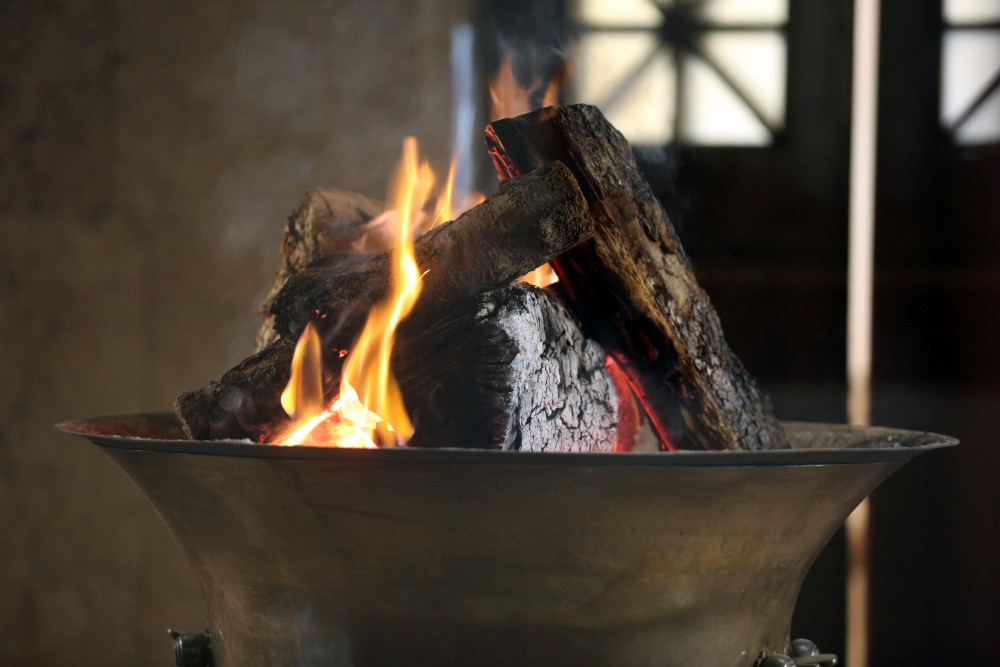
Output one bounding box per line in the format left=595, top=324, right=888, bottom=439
left=58, top=415, right=955, bottom=666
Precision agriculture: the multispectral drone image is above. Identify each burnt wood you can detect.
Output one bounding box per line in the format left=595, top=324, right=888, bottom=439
left=174, top=336, right=326, bottom=441
left=486, top=104, right=787, bottom=451
left=176, top=284, right=620, bottom=450
left=256, top=188, right=385, bottom=351
left=175, top=161, right=593, bottom=442
left=269, top=160, right=591, bottom=342
left=398, top=283, right=619, bottom=451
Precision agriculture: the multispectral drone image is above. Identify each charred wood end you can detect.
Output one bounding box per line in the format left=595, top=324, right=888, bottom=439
left=488, top=104, right=787, bottom=452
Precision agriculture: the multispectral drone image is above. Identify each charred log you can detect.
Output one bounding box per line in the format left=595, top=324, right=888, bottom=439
left=486, top=104, right=787, bottom=451
left=256, top=188, right=385, bottom=351
left=175, top=161, right=593, bottom=442
left=176, top=284, right=619, bottom=450
left=175, top=337, right=324, bottom=441
left=399, top=283, right=619, bottom=451
left=269, top=160, right=592, bottom=343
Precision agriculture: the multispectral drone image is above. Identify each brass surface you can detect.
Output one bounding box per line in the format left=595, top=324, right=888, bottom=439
left=58, top=415, right=955, bottom=666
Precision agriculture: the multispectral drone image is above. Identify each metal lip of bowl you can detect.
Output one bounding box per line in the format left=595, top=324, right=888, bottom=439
left=57, top=412, right=957, bottom=464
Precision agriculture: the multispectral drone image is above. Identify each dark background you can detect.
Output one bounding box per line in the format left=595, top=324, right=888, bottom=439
left=2, top=0, right=997, bottom=664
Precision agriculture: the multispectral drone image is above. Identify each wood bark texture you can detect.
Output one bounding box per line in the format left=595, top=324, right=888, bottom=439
left=174, top=336, right=340, bottom=441
left=256, top=188, right=385, bottom=351
left=269, top=160, right=592, bottom=343
left=398, top=283, right=619, bottom=451
left=175, top=161, right=593, bottom=442
left=487, top=104, right=787, bottom=451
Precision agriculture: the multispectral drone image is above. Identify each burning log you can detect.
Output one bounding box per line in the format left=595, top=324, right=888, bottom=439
left=269, top=160, right=590, bottom=341
left=487, top=104, right=788, bottom=451
left=175, top=286, right=620, bottom=450
left=256, top=188, right=385, bottom=351
left=398, top=282, right=619, bottom=452
left=175, top=161, right=594, bottom=442
left=174, top=336, right=306, bottom=441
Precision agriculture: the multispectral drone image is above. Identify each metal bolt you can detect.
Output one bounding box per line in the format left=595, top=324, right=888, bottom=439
left=790, top=638, right=820, bottom=657
left=757, top=652, right=797, bottom=667
left=168, top=628, right=214, bottom=667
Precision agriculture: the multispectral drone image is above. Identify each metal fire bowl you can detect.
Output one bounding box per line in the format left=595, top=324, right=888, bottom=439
left=58, top=414, right=955, bottom=667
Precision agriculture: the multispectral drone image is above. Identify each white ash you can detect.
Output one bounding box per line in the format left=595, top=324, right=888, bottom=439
left=480, top=284, right=618, bottom=453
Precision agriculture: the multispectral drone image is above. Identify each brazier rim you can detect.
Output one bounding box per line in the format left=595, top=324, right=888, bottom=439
left=57, top=413, right=957, bottom=467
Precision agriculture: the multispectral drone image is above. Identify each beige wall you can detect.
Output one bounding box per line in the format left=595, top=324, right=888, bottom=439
left=0, top=1, right=470, bottom=663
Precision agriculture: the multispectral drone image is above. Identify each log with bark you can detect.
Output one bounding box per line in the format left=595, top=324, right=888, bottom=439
left=397, top=282, right=621, bottom=452
left=486, top=104, right=788, bottom=451
left=269, top=160, right=591, bottom=342
left=256, top=188, right=385, bottom=350
left=174, top=161, right=595, bottom=442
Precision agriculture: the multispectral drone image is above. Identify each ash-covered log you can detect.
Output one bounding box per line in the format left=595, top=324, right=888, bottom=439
left=487, top=104, right=787, bottom=452
left=398, top=282, right=620, bottom=451
left=175, top=161, right=594, bottom=442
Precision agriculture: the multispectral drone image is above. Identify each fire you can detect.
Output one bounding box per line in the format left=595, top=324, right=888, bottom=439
left=519, top=263, right=559, bottom=288
left=274, top=137, right=444, bottom=447
left=490, top=56, right=563, bottom=288
left=274, top=57, right=571, bottom=447
left=490, top=57, right=535, bottom=121
left=273, top=322, right=382, bottom=448
left=340, top=137, right=431, bottom=447
left=489, top=55, right=568, bottom=121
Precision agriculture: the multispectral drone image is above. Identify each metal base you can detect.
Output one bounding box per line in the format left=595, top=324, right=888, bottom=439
left=59, top=414, right=954, bottom=666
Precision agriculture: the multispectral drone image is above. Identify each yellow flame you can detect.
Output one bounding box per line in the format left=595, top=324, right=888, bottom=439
left=489, top=56, right=567, bottom=121
left=274, top=322, right=380, bottom=448
left=431, top=157, right=457, bottom=227
left=340, top=136, right=431, bottom=446
left=274, top=138, right=487, bottom=447
left=518, top=263, right=559, bottom=288
left=280, top=321, right=324, bottom=421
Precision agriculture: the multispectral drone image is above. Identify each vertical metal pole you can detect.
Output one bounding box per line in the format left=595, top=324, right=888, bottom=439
left=450, top=23, right=477, bottom=196
left=846, top=0, right=881, bottom=665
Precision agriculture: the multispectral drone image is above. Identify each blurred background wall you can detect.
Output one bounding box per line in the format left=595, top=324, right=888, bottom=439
left=2, top=0, right=998, bottom=665
left=1, top=1, right=466, bottom=663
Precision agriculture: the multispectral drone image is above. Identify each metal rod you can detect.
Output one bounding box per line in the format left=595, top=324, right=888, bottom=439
left=846, top=0, right=881, bottom=665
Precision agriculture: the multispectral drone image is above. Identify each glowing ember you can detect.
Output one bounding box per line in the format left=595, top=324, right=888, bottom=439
left=273, top=323, right=380, bottom=448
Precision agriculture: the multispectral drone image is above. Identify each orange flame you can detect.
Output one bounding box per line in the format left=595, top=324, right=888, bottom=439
left=273, top=322, right=381, bottom=448
left=490, top=56, right=535, bottom=120
left=275, top=137, right=441, bottom=447
left=518, top=263, right=559, bottom=288
left=341, top=136, right=431, bottom=447
left=431, top=157, right=457, bottom=227
left=489, top=55, right=568, bottom=121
